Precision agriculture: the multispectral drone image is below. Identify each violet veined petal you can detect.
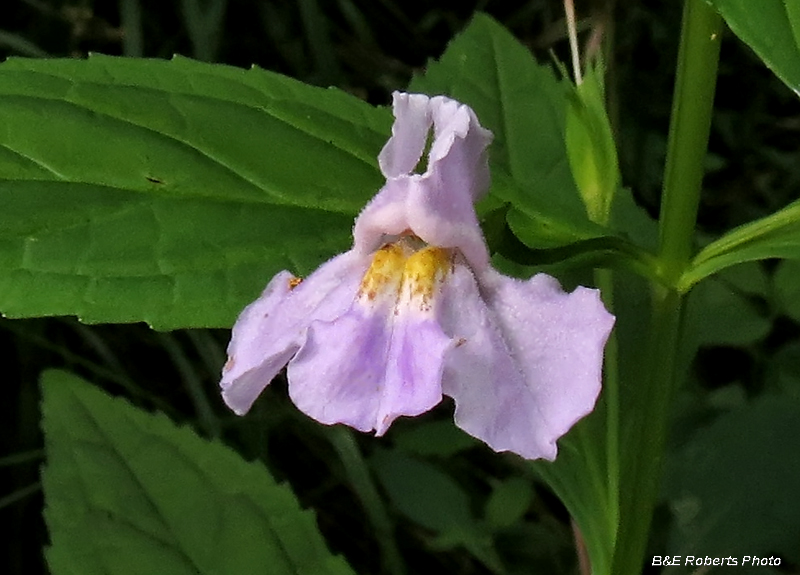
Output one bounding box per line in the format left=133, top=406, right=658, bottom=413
left=439, top=265, right=613, bottom=460
left=288, top=306, right=450, bottom=434
left=221, top=250, right=367, bottom=415
left=375, top=314, right=450, bottom=434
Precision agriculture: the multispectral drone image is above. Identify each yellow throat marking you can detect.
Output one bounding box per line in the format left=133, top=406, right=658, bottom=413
left=358, top=242, right=451, bottom=312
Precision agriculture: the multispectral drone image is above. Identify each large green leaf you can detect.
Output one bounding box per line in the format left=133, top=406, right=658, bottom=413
left=0, top=54, right=390, bottom=329
left=707, top=0, right=800, bottom=94
left=41, top=369, right=355, bottom=575
left=663, top=396, right=800, bottom=570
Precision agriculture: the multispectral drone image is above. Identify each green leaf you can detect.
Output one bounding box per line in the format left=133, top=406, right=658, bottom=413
left=497, top=172, right=609, bottom=249
left=765, top=341, right=800, bottom=401
left=706, top=0, right=800, bottom=94
left=681, top=199, right=800, bottom=291
left=392, top=419, right=478, bottom=458
left=565, top=64, right=620, bottom=225
left=684, top=271, right=771, bottom=347
left=664, top=396, right=800, bottom=567
left=371, top=449, right=475, bottom=534
left=484, top=477, right=533, bottom=530
left=773, top=258, right=800, bottom=321
left=371, top=449, right=503, bottom=572
left=0, top=54, right=390, bottom=329
left=41, top=369, right=355, bottom=575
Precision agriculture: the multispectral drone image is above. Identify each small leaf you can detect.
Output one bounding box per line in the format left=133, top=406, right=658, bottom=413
left=371, top=449, right=475, bottom=534
left=565, top=64, right=620, bottom=225
left=706, top=0, right=800, bottom=94
left=41, top=369, right=355, bottom=575
left=392, top=419, right=478, bottom=457
left=371, top=449, right=504, bottom=572
left=484, top=477, right=533, bottom=530
left=681, top=199, right=800, bottom=291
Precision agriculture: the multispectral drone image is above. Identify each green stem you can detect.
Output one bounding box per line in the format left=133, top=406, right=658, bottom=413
left=612, top=287, right=684, bottom=575
left=657, top=0, right=723, bottom=285
left=596, top=269, right=619, bottom=544
left=612, top=2, right=723, bottom=573
left=329, top=428, right=406, bottom=575
left=118, top=0, right=144, bottom=57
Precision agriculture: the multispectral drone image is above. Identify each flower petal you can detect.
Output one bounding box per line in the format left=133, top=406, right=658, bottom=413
left=439, top=266, right=614, bottom=460
left=378, top=93, right=433, bottom=178
left=482, top=270, right=614, bottom=440
left=377, top=314, right=450, bottom=433
left=221, top=250, right=367, bottom=415
left=354, top=93, right=493, bottom=271
left=288, top=303, right=450, bottom=435
left=427, top=96, right=493, bottom=203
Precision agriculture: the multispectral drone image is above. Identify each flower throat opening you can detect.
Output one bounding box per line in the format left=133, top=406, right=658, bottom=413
left=358, top=236, right=452, bottom=312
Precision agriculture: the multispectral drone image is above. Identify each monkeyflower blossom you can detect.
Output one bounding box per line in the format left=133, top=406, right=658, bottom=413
left=220, top=92, right=614, bottom=460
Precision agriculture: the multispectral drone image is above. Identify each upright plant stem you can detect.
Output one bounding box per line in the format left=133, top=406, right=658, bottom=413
left=329, top=428, right=406, bottom=575
left=658, top=0, right=723, bottom=284
left=612, top=287, right=683, bottom=575
left=612, top=1, right=722, bottom=573
left=119, top=0, right=143, bottom=57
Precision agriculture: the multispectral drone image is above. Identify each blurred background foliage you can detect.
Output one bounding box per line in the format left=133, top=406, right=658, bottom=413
left=1, top=0, right=799, bottom=574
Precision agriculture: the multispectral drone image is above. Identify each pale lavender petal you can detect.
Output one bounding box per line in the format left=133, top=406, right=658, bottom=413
left=378, top=93, right=433, bottom=178
left=376, top=314, right=450, bottom=434
left=354, top=93, right=493, bottom=270
left=428, top=96, right=493, bottom=203
left=438, top=266, right=556, bottom=459
left=439, top=265, right=613, bottom=460
left=351, top=179, right=414, bottom=256
left=288, top=306, right=450, bottom=434
left=481, top=270, right=614, bottom=441
left=220, top=250, right=367, bottom=415
left=404, top=172, right=490, bottom=272
left=287, top=309, right=386, bottom=432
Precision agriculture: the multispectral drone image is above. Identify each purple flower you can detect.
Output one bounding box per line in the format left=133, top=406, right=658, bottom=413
left=221, top=92, right=614, bottom=460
